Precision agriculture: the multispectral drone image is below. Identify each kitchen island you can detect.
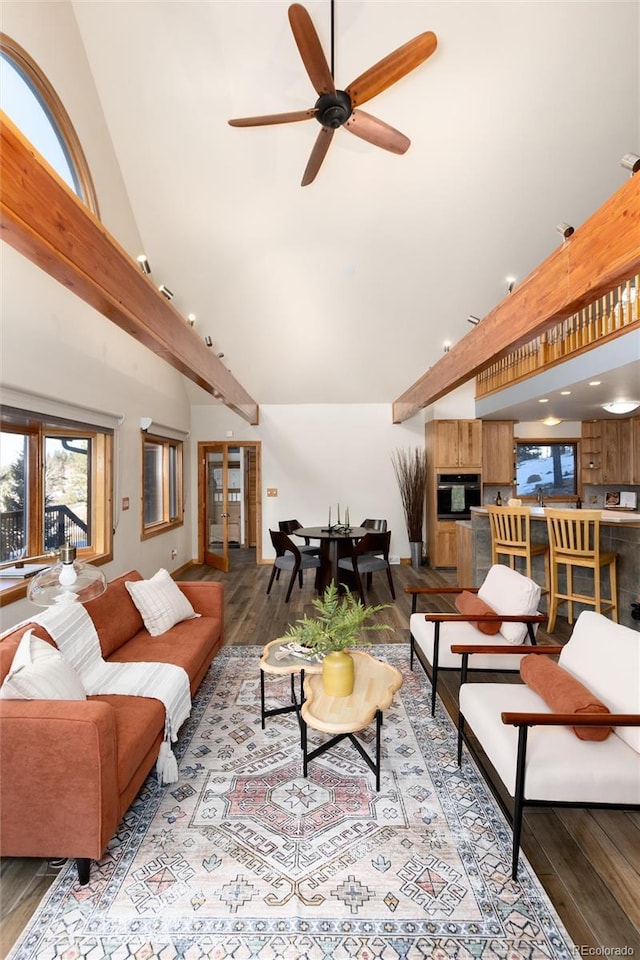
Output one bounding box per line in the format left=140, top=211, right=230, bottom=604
left=465, top=506, right=640, bottom=629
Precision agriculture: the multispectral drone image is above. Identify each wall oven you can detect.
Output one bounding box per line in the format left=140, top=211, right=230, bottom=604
left=436, top=473, right=482, bottom=520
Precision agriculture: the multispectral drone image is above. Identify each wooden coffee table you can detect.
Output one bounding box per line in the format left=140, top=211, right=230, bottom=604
left=300, top=649, right=403, bottom=790
left=259, top=637, right=323, bottom=732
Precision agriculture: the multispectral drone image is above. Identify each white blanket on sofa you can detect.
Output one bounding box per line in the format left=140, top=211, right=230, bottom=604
left=33, top=602, right=191, bottom=785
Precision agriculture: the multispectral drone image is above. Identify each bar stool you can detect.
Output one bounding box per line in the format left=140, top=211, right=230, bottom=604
left=545, top=508, right=618, bottom=633
left=487, top=505, right=550, bottom=597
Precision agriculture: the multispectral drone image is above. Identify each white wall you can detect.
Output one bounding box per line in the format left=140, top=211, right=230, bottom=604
left=0, top=3, right=193, bottom=629
left=189, top=403, right=426, bottom=562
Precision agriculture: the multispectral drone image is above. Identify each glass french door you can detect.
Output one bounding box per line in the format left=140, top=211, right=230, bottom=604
left=203, top=444, right=234, bottom=571
left=199, top=441, right=260, bottom=571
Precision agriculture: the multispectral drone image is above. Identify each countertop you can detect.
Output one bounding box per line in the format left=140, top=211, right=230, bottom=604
left=470, top=506, right=640, bottom=524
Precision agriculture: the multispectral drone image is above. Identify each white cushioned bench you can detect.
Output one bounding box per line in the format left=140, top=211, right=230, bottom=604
left=455, top=611, right=640, bottom=879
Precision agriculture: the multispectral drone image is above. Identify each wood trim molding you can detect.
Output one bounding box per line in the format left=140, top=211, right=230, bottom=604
left=392, top=174, right=640, bottom=423
left=0, top=112, right=259, bottom=425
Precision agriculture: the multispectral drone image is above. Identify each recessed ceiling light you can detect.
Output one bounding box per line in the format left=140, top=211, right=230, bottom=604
left=589, top=380, right=601, bottom=386
left=601, top=401, right=640, bottom=415
left=560, top=390, right=571, bottom=396
left=538, top=398, right=549, bottom=403
left=542, top=416, right=562, bottom=426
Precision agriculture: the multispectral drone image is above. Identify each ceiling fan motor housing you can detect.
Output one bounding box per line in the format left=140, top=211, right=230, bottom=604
left=314, top=90, right=352, bottom=128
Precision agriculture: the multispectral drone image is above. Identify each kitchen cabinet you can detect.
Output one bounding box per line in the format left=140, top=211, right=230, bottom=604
left=601, top=419, right=632, bottom=484
left=433, top=419, right=482, bottom=469
left=433, top=521, right=457, bottom=568
left=456, top=521, right=473, bottom=586
left=633, top=418, right=640, bottom=484
left=581, top=419, right=632, bottom=484
left=482, top=421, right=514, bottom=484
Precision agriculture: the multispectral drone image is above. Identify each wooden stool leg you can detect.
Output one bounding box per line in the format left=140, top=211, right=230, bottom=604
left=543, top=549, right=551, bottom=598
left=609, top=556, right=619, bottom=622
left=593, top=558, right=602, bottom=615
left=547, top=560, right=558, bottom=633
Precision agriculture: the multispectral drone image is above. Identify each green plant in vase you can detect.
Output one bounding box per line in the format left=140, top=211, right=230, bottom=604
left=284, top=581, right=392, bottom=696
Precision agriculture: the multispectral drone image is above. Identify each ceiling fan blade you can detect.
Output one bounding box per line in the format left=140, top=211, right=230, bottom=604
left=288, top=3, right=336, bottom=97
left=346, top=31, right=437, bottom=107
left=344, top=109, right=410, bottom=155
left=228, top=109, right=316, bottom=127
left=301, top=127, right=334, bottom=186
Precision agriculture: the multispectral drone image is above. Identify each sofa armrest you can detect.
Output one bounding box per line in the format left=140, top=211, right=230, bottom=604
left=501, top=711, right=640, bottom=728
left=430, top=613, right=546, bottom=624
left=0, top=699, right=120, bottom=860
left=405, top=585, right=477, bottom=614
left=452, top=642, right=562, bottom=684
left=451, top=643, right=562, bottom=656
left=177, top=580, right=224, bottom=624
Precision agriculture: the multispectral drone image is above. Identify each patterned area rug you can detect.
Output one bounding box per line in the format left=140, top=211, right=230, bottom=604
left=9, top=646, right=574, bottom=959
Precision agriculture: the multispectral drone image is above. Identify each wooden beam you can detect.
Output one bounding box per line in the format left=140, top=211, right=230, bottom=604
left=392, top=173, right=640, bottom=423
left=0, top=113, right=259, bottom=425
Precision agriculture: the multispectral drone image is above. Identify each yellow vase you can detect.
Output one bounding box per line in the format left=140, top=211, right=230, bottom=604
left=322, top=650, right=354, bottom=697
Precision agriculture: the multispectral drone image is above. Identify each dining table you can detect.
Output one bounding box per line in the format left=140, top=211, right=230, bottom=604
left=294, top=526, right=369, bottom=594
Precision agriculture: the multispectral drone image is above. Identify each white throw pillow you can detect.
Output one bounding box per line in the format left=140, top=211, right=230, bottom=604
left=478, top=564, right=541, bottom=645
left=125, top=568, right=200, bottom=637
left=0, top=629, right=87, bottom=700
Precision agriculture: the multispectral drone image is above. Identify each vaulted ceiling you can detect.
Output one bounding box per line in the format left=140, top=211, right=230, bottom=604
left=70, top=0, right=639, bottom=416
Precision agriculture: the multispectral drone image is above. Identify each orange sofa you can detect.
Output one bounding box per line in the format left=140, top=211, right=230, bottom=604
left=0, top=570, right=223, bottom=884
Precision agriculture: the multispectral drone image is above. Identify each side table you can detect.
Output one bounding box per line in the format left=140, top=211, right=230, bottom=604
left=259, top=638, right=323, bottom=732
left=301, top=649, right=403, bottom=790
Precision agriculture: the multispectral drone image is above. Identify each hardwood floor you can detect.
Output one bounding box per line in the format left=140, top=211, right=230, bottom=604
left=1, top=551, right=638, bottom=957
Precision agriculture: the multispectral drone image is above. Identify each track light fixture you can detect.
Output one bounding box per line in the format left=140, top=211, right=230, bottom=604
left=467, top=315, right=480, bottom=325
left=204, top=336, right=213, bottom=347
left=620, top=153, right=640, bottom=175
left=555, top=222, right=574, bottom=240
left=158, top=284, right=173, bottom=300
left=137, top=254, right=151, bottom=275
left=187, top=314, right=196, bottom=327
left=506, top=277, right=515, bottom=295
left=217, top=352, right=225, bottom=359
left=443, top=341, right=451, bottom=353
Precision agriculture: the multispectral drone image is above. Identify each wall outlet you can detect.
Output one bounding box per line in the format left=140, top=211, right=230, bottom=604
left=171, top=548, right=178, bottom=559
left=389, top=555, right=400, bottom=565
left=267, top=488, right=278, bottom=497
left=121, top=497, right=130, bottom=510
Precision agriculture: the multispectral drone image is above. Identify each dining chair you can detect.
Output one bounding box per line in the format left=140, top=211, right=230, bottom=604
left=337, top=530, right=395, bottom=604
left=487, top=505, right=550, bottom=597
left=266, top=530, right=321, bottom=603
left=360, top=519, right=387, bottom=531
left=355, top=519, right=388, bottom=557
left=545, top=508, right=618, bottom=632
left=278, top=520, right=320, bottom=556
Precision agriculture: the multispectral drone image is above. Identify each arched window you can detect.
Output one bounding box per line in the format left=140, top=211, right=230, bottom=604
left=0, top=33, right=99, bottom=215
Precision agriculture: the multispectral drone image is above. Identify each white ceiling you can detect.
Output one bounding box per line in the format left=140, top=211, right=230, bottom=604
left=70, top=0, right=640, bottom=418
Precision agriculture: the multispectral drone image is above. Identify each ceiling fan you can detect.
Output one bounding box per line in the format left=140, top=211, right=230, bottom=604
left=228, top=3, right=437, bottom=186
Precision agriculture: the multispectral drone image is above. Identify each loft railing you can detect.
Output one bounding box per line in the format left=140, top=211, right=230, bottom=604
left=476, top=274, right=639, bottom=398
left=0, top=504, right=88, bottom=563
